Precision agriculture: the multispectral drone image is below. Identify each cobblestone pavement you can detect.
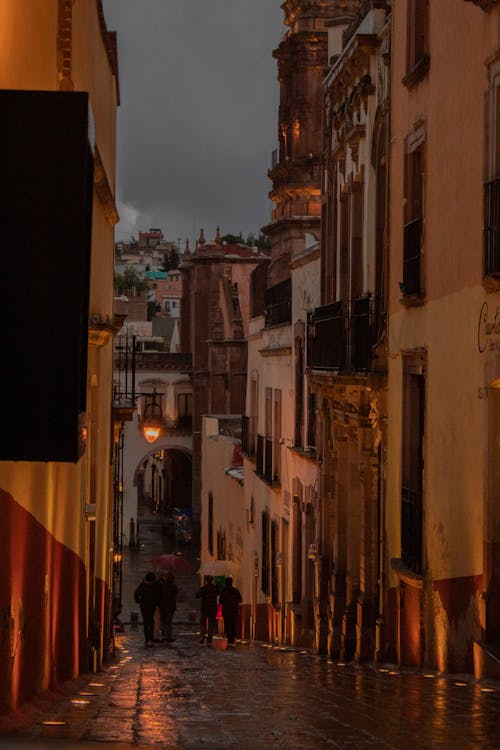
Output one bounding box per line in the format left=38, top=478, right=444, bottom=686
left=1, top=518, right=500, bottom=750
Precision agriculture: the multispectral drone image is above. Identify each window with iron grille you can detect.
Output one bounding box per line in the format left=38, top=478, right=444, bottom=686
left=273, top=389, right=282, bottom=482
left=241, top=415, right=250, bottom=455
left=264, top=278, right=292, bottom=327
left=256, top=434, right=264, bottom=477
left=176, top=392, right=192, bottom=427
left=292, top=496, right=302, bottom=603
left=403, top=0, right=430, bottom=88
left=271, top=520, right=279, bottom=608
left=208, top=491, right=214, bottom=557
left=261, top=510, right=270, bottom=595
left=402, top=129, right=425, bottom=298
left=484, top=60, right=500, bottom=278
left=295, top=338, right=304, bottom=448
left=306, top=389, right=316, bottom=448
left=401, top=355, right=425, bottom=574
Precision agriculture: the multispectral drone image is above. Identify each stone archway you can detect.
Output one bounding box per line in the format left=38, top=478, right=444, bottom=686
left=121, top=418, right=193, bottom=545
left=132, top=446, right=193, bottom=516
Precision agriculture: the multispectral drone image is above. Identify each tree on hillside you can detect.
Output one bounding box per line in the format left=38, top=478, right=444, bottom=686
left=162, top=247, right=179, bottom=272
left=220, top=232, right=270, bottom=249
left=114, top=267, right=149, bottom=295
left=221, top=232, right=245, bottom=245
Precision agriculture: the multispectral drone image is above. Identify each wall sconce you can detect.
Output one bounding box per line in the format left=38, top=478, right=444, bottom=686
left=276, top=551, right=283, bottom=567
left=141, top=389, right=164, bottom=443
left=113, top=550, right=122, bottom=565
left=308, top=543, right=318, bottom=562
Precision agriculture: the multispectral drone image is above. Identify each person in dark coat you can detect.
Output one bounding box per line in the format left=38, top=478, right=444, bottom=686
left=160, top=571, right=178, bottom=642
left=218, top=576, right=242, bottom=647
left=134, top=571, right=162, bottom=647
left=196, top=575, right=219, bottom=645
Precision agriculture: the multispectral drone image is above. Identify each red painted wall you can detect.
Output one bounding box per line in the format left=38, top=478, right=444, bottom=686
left=433, top=575, right=482, bottom=674
left=0, top=489, right=87, bottom=713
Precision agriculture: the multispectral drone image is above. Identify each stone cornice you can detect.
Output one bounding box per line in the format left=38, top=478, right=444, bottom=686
left=290, top=244, right=320, bottom=269
left=89, top=320, right=114, bottom=347
left=464, top=0, right=500, bottom=10
left=261, top=215, right=321, bottom=235
left=96, top=0, right=121, bottom=104
left=94, top=146, right=119, bottom=225
left=258, top=346, right=293, bottom=357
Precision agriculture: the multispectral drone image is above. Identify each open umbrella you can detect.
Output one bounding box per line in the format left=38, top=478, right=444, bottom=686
left=150, top=554, right=193, bottom=572
left=197, top=560, right=240, bottom=578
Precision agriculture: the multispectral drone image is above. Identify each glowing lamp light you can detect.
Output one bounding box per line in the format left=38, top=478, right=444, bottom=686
left=143, top=425, right=161, bottom=443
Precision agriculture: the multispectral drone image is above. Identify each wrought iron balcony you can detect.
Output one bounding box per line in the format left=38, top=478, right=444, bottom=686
left=484, top=177, right=500, bottom=277
left=307, top=295, right=374, bottom=373
left=307, top=301, right=345, bottom=370
left=264, top=278, right=292, bottom=327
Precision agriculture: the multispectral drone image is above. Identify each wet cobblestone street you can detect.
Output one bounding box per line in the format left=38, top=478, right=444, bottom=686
left=2, top=627, right=500, bottom=750
left=1, top=522, right=500, bottom=749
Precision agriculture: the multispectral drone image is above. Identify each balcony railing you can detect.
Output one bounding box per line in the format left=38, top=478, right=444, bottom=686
left=402, top=218, right=423, bottom=296
left=351, top=296, right=371, bottom=371
left=307, top=295, right=374, bottom=372
left=307, top=301, right=345, bottom=370
left=484, top=177, right=500, bottom=277
left=265, top=278, right=292, bottom=327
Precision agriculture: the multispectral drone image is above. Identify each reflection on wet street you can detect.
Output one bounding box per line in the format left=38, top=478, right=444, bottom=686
left=1, top=524, right=499, bottom=749
left=2, top=628, right=499, bottom=749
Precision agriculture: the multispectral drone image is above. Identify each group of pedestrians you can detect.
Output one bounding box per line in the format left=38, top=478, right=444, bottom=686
left=134, top=570, right=242, bottom=649
left=196, top=574, right=242, bottom=647
left=134, top=571, right=178, bottom=647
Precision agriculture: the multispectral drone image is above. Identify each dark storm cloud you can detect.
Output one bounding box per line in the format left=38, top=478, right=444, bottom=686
left=103, top=0, right=284, bottom=245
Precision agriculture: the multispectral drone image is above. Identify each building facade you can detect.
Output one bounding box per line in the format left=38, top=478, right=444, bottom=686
left=180, top=230, right=269, bottom=525
left=240, top=0, right=335, bottom=647
left=307, top=0, right=390, bottom=660
left=386, top=0, right=500, bottom=677
left=0, top=0, right=119, bottom=711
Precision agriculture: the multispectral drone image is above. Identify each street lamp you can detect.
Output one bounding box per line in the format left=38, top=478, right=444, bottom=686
left=141, top=389, right=164, bottom=443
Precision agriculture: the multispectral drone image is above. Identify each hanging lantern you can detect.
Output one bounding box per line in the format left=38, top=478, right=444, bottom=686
left=141, top=390, right=164, bottom=443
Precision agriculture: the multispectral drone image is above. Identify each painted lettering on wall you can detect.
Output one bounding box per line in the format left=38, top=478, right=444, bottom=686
left=478, top=302, right=500, bottom=353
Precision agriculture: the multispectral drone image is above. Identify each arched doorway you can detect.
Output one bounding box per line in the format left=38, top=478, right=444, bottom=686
left=134, top=447, right=193, bottom=517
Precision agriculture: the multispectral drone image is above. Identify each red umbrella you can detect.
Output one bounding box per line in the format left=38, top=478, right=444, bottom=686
left=150, top=554, right=193, bottom=571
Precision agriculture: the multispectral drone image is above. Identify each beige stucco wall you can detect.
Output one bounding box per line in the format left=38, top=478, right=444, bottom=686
left=0, top=1, right=58, bottom=89
left=0, top=0, right=118, bottom=567
left=387, top=0, right=500, bottom=589
left=200, top=418, right=248, bottom=597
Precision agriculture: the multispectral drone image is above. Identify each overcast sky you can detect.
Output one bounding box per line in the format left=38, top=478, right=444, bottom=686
left=102, top=0, right=284, bottom=247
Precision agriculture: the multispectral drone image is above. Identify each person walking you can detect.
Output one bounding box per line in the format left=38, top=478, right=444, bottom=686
left=196, top=575, right=219, bottom=645
left=160, top=571, right=178, bottom=643
left=218, top=576, right=242, bottom=648
left=134, top=571, right=162, bottom=647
